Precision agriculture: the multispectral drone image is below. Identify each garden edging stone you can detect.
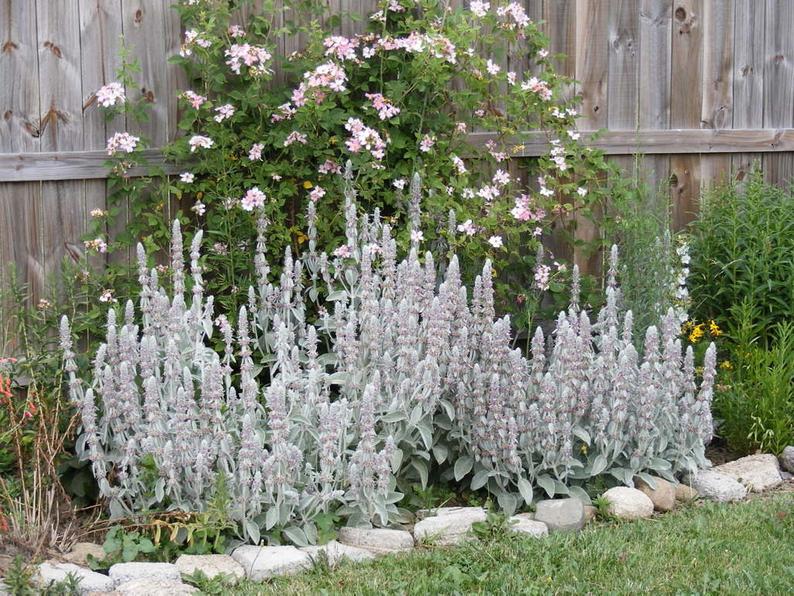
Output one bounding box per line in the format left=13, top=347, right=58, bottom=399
left=174, top=554, right=245, bottom=583
left=778, top=446, right=794, bottom=474
left=231, top=545, right=312, bottom=580
left=689, top=469, right=748, bottom=502
left=635, top=476, right=676, bottom=511
left=337, top=527, right=415, bottom=554
left=114, top=577, right=198, bottom=594
left=533, top=498, right=586, bottom=532
left=712, top=454, right=783, bottom=492
left=509, top=514, right=548, bottom=538
left=602, top=487, right=654, bottom=519
left=37, top=561, right=115, bottom=594
left=301, top=540, right=377, bottom=566
left=413, top=507, right=487, bottom=545
left=108, top=561, right=181, bottom=584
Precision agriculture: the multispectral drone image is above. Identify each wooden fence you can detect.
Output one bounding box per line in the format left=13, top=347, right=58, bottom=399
left=2, top=0, right=794, bottom=310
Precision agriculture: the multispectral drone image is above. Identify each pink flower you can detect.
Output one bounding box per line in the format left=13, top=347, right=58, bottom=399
left=323, top=36, right=360, bottom=61
left=451, top=155, right=467, bottom=174
left=228, top=25, right=246, bottom=37
left=182, top=90, right=207, bottom=109
left=457, top=219, right=476, bottom=236
left=84, top=237, right=108, bottom=253
left=492, top=169, right=510, bottom=187
left=180, top=172, right=195, bottom=183
left=284, top=131, right=308, bottom=147
left=470, top=1, right=489, bottom=17
left=496, top=2, right=531, bottom=30
left=411, top=230, right=424, bottom=242
left=271, top=102, right=296, bottom=122
left=95, top=82, right=125, bottom=108
left=345, top=118, right=388, bottom=160
left=248, top=143, right=264, bottom=161
left=419, top=135, right=435, bottom=153
left=225, top=43, right=272, bottom=76
left=309, top=186, right=326, bottom=202
left=365, top=93, right=401, bottom=120
left=534, top=263, right=551, bottom=290
left=393, top=178, right=406, bottom=190
left=241, top=187, right=266, bottom=211
left=213, top=103, right=235, bottom=122
left=577, top=187, right=588, bottom=197
left=99, top=289, right=116, bottom=303
left=191, top=201, right=206, bottom=216
left=521, top=76, right=552, bottom=100
left=488, top=235, right=503, bottom=248
left=188, top=135, right=214, bottom=152
left=318, top=160, right=341, bottom=175
left=106, top=132, right=140, bottom=155
left=486, top=59, right=501, bottom=75
left=333, top=245, right=352, bottom=258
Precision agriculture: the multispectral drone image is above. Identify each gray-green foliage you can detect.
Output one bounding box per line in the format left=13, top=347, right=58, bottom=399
left=62, top=171, right=716, bottom=544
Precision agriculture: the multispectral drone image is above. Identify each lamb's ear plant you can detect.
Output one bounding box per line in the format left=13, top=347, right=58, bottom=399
left=62, top=173, right=716, bottom=545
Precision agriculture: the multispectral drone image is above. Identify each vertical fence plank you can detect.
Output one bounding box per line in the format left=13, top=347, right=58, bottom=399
left=574, top=0, right=609, bottom=274
left=639, top=0, right=672, bottom=191
left=763, top=0, right=794, bottom=186
left=670, top=0, right=703, bottom=229
left=37, top=0, right=86, bottom=297
left=732, top=0, right=765, bottom=182
left=700, top=0, right=734, bottom=192
left=1, top=0, right=41, bottom=312
left=122, top=0, right=169, bottom=146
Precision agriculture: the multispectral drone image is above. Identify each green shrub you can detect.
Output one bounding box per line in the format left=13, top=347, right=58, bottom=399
left=689, top=171, right=794, bottom=343
left=714, top=301, right=794, bottom=455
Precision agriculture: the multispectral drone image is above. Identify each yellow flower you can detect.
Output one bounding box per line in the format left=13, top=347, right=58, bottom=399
left=579, top=444, right=588, bottom=455
left=295, top=231, right=308, bottom=245
left=303, top=180, right=313, bottom=189
left=688, top=324, right=705, bottom=344
left=709, top=320, right=722, bottom=337
left=720, top=360, right=733, bottom=370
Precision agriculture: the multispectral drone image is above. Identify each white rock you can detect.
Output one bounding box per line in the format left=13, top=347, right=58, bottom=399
left=337, top=527, right=414, bottom=554
left=115, top=578, right=198, bottom=594
left=301, top=540, right=377, bottom=566
left=413, top=507, right=487, bottom=545
left=108, top=562, right=180, bottom=585
left=714, top=454, right=783, bottom=492
left=534, top=498, right=585, bottom=533
left=174, top=554, right=244, bottom=583
left=37, top=561, right=115, bottom=594
left=780, top=447, right=794, bottom=473
left=231, top=545, right=311, bottom=580
left=690, top=469, right=748, bottom=502
left=62, top=543, right=106, bottom=567
left=509, top=514, right=548, bottom=538
left=602, top=487, right=654, bottom=520
left=635, top=476, right=676, bottom=511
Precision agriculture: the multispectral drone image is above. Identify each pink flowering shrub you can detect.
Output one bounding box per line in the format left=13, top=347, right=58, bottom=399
left=93, top=0, right=609, bottom=324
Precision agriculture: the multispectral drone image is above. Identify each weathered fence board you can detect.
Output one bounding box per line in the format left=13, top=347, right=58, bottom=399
left=2, top=0, right=794, bottom=312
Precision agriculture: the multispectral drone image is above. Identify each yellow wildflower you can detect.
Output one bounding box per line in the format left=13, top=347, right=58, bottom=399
left=720, top=360, right=733, bottom=370
left=688, top=324, right=705, bottom=344
left=708, top=320, right=722, bottom=336
left=303, top=180, right=313, bottom=189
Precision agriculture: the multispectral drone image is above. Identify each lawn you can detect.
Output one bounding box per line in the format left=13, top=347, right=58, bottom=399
left=205, top=493, right=794, bottom=595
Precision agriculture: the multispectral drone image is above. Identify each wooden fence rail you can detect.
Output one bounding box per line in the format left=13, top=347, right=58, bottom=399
left=2, top=0, right=794, bottom=311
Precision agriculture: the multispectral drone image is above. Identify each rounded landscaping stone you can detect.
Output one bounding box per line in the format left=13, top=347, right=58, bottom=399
left=108, top=562, right=180, bottom=585
left=231, top=545, right=311, bottom=580
left=675, top=483, right=699, bottom=502
left=174, top=554, right=245, bottom=583
left=509, top=513, right=548, bottom=538
left=63, top=543, right=106, bottom=567
left=635, top=476, right=676, bottom=511
left=413, top=506, right=487, bottom=545
left=534, top=498, right=585, bottom=533
left=603, top=487, right=654, bottom=520
left=583, top=505, right=597, bottom=523
left=337, top=527, right=414, bottom=554
left=690, top=469, right=748, bottom=502
left=115, top=578, right=198, bottom=594
left=780, top=446, right=794, bottom=473
left=714, top=454, right=783, bottom=492
left=37, top=561, right=115, bottom=594
left=301, top=540, right=377, bottom=566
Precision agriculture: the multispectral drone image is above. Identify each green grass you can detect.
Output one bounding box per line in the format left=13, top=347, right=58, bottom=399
left=207, top=494, right=794, bottom=595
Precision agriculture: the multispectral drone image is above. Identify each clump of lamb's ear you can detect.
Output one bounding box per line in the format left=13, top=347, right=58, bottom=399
left=61, top=172, right=717, bottom=541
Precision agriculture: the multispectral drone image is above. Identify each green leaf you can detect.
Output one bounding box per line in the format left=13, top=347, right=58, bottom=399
left=536, top=475, right=556, bottom=498
left=517, top=477, right=534, bottom=505
left=470, top=469, right=490, bottom=491
left=283, top=526, right=309, bottom=547
left=454, top=456, right=473, bottom=481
